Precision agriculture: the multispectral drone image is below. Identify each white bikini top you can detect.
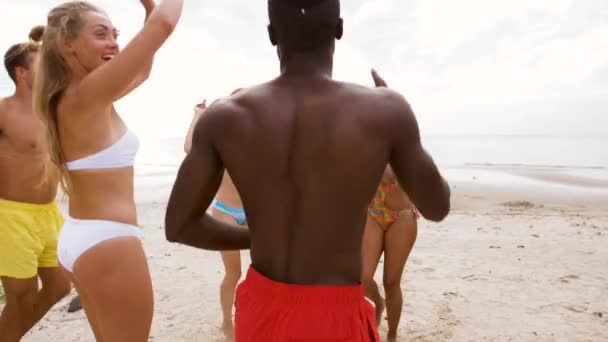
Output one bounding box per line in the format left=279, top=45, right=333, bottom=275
left=65, top=129, right=139, bottom=171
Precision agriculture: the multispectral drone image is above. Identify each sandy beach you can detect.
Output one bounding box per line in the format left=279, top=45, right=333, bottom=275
left=5, top=165, right=608, bottom=342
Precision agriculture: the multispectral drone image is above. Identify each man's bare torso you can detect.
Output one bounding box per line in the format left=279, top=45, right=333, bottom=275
left=209, top=76, right=408, bottom=285
left=0, top=96, right=57, bottom=204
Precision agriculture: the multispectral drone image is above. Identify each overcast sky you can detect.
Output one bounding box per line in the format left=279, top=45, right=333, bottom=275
left=1, top=0, right=607, bottom=138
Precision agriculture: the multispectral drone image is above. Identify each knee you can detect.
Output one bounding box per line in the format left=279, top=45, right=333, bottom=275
left=6, top=290, right=38, bottom=313
left=48, top=281, right=72, bottom=303
left=223, top=269, right=242, bottom=284
left=383, top=279, right=401, bottom=296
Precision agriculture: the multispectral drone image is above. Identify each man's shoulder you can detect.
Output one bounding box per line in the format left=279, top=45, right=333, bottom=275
left=192, top=94, right=250, bottom=138
left=0, top=97, right=8, bottom=131
left=207, top=84, right=271, bottom=119
left=337, top=81, right=408, bottom=106
left=205, top=94, right=250, bottom=119
left=335, top=82, right=413, bottom=121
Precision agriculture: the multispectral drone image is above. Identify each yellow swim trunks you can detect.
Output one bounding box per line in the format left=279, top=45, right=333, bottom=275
left=0, top=198, right=64, bottom=279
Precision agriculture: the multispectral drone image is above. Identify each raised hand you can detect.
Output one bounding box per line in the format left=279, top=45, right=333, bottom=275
left=371, top=68, right=388, bottom=88
left=196, top=99, right=207, bottom=110
left=140, top=0, right=156, bottom=18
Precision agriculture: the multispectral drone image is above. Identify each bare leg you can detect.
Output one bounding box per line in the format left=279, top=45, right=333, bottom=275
left=0, top=276, right=38, bottom=341
left=72, top=237, right=153, bottom=342
left=20, top=267, right=71, bottom=332
left=383, top=212, right=417, bottom=341
left=219, top=250, right=242, bottom=341
left=361, top=215, right=386, bottom=326
left=211, top=208, right=244, bottom=341
left=68, top=276, right=104, bottom=341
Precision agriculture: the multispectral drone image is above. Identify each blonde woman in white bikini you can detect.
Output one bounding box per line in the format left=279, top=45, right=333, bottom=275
left=34, top=1, right=183, bottom=340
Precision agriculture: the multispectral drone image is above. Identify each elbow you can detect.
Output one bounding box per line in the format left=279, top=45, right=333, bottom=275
left=165, top=230, right=180, bottom=243
left=157, top=14, right=179, bottom=36
left=425, top=188, right=451, bottom=222
left=165, top=227, right=178, bottom=243
left=425, top=200, right=450, bottom=222
left=164, top=219, right=181, bottom=243
left=417, top=185, right=450, bottom=222
left=147, top=12, right=178, bottom=39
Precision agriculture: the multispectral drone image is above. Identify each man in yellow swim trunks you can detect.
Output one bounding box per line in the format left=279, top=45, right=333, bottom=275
left=0, top=28, right=71, bottom=341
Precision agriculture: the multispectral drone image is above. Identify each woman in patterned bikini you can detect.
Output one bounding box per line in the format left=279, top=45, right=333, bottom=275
left=362, top=165, right=419, bottom=342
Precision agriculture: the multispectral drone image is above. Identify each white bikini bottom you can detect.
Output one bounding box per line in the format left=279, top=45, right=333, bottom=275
left=58, top=217, right=141, bottom=272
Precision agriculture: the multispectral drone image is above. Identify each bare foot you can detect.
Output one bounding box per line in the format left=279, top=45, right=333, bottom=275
left=221, top=322, right=235, bottom=341
left=375, top=297, right=385, bottom=327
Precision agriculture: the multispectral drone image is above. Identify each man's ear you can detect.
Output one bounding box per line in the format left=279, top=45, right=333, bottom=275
left=268, top=24, right=277, bottom=46
left=336, top=18, right=343, bottom=40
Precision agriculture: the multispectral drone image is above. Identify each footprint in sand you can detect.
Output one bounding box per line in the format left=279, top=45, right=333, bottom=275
left=565, top=304, right=588, bottom=313
left=438, top=301, right=461, bottom=328
left=559, top=275, right=580, bottom=283
left=410, top=258, right=423, bottom=265
left=443, top=291, right=459, bottom=298
left=460, top=274, right=487, bottom=282
left=410, top=302, right=459, bottom=341
left=501, top=200, right=538, bottom=209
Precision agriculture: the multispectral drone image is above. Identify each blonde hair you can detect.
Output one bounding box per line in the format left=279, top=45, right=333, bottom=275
left=33, top=1, right=102, bottom=196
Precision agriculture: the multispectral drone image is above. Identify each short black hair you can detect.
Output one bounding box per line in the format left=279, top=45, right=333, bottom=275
left=268, top=0, right=341, bottom=51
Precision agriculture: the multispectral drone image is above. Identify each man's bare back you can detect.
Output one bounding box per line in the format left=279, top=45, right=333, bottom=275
left=167, top=2, right=448, bottom=339
left=166, top=0, right=448, bottom=293
left=0, top=96, right=57, bottom=204
left=166, top=73, right=449, bottom=285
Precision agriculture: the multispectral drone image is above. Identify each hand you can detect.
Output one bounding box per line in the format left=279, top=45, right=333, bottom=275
left=196, top=99, right=207, bottom=109
left=371, top=68, right=388, bottom=88
left=194, top=99, right=207, bottom=115
left=140, top=0, right=155, bottom=14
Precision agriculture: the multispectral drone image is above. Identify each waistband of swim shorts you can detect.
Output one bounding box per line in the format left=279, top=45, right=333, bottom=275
left=241, top=265, right=365, bottom=306
left=0, top=198, right=59, bottom=212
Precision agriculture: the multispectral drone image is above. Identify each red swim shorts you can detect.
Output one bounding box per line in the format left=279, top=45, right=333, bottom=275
left=235, top=266, right=380, bottom=341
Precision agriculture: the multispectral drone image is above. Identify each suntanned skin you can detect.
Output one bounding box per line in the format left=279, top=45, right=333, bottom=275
left=0, top=49, right=70, bottom=342
left=45, top=1, right=182, bottom=340
left=0, top=84, right=57, bottom=204
left=165, top=73, right=450, bottom=285
left=185, top=94, right=247, bottom=340
left=165, top=12, right=450, bottom=286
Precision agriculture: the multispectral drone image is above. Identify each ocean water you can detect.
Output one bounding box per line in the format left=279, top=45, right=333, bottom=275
left=136, top=135, right=608, bottom=168
left=422, top=135, right=608, bottom=169
left=135, top=134, right=608, bottom=178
